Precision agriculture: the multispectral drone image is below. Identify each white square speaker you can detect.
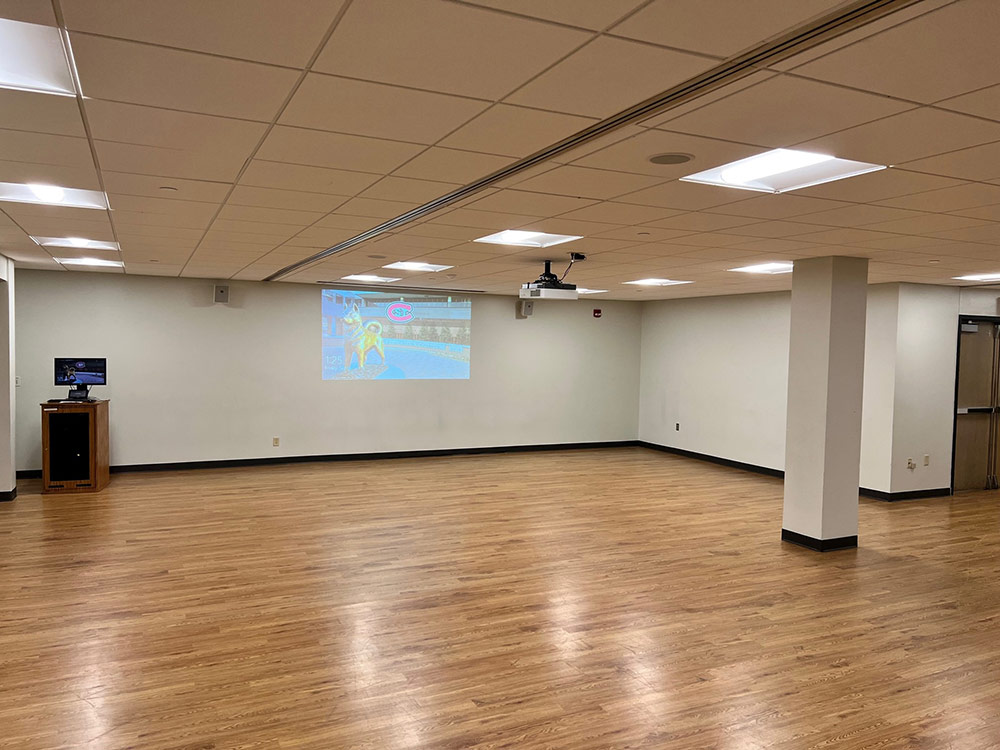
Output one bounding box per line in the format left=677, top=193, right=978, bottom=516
left=214, top=284, right=230, bottom=304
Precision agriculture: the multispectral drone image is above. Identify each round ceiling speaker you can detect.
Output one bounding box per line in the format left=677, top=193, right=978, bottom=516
left=649, top=153, right=694, bottom=165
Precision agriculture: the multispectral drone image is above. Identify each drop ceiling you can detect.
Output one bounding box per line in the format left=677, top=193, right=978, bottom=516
left=3, top=0, right=1000, bottom=299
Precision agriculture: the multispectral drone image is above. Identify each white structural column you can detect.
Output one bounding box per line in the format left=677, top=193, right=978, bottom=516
left=0, top=256, right=14, bottom=501
left=782, top=256, right=868, bottom=551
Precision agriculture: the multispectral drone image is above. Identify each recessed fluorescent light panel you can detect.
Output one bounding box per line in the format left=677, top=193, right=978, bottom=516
left=341, top=274, right=401, bottom=283
left=0, top=18, right=77, bottom=96
left=474, top=230, right=582, bottom=248
left=624, top=278, right=693, bottom=286
left=55, top=257, right=123, bottom=268
left=382, top=261, right=453, bottom=272
left=31, top=236, right=120, bottom=251
left=730, top=262, right=793, bottom=274
left=576, top=288, right=608, bottom=294
left=0, top=182, right=108, bottom=209
left=681, top=148, right=885, bottom=193
left=954, top=273, right=1000, bottom=282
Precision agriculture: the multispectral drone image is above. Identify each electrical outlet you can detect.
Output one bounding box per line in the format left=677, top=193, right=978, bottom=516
left=924, top=454, right=930, bottom=466
left=272, top=437, right=280, bottom=447
left=907, top=458, right=915, bottom=470
left=675, top=423, right=680, bottom=431
left=14, top=375, right=20, bottom=387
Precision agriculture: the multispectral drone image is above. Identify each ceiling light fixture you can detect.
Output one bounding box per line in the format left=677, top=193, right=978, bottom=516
left=0, top=182, right=108, bottom=209
left=0, top=18, right=77, bottom=97
left=31, top=236, right=120, bottom=251
left=577, top=288, right=608, bottom=294
left=681, top=148, right=885, bottom=193
left=382, top=261, right=453, bottom=272
left=954, top=273, right=1000, bottom=282
left=474, top=230, right=582, bottom=248
left=341, top=274, right=400, bottom=283
left=729, top=262, right=794, bottom=274
left=623, top=278, right=693, bottom=286
left=55, top=257, right=124, bottom=268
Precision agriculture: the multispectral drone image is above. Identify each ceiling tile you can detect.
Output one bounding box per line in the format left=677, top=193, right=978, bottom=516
left=858, top=213, right=989, bottom=236
left=791, top=0, right=1000, bottom=103
left=556, top=202, right=681, bottom=225
left=0, top=88, right=85, bottom=137
left=63, top=0, right=345, bottom=67
left=791, top=203, right=923, bottom=227
left=70, top=34, right=298, bottom=120
left=616, top=180, right=745, bottom=211
left=461, top=0, right=644, bottom=30
left=335, top=197, right=420, bottom=219
left=228, top=185, right=349, bottom=213
left=0, top=129, right=94, bottom=168
left=256, top=126, right=424, bottom=174
left=704, top=194, right=849, bottom=219
left=937, top=83, right=1000, bottom=122
left=240, top=160, right=380, bottom=195
left=506, top=36, right=713, bottom=118
left=217, top=204, right=324, bottom=226
left=571, top=128, right=760, bottom=177
left=794, top=166, right=962, bottom=202
left=902, top=141, right=1000, bottom=182
left=440, top=104, right=596, bottom=158
left=0, top=160, right=100, bottom=190
left=878, top=183, right=1000, bottom=212
left=280, top=74, right=488, bottom=144
left=661, top=75, right=914, bottom=147
left=646, top=213, right=762, bottom=232
left=94, top=141, right=246, bottom=183
left=0, top=1, right=57, bottom=24
left=392, top=148, right=514, bottom=183
left=103, top=172, right=231, bottom=203
left=359, top=176, right=459, bottom=203
left=611, top=0, right=849, bottom=58
left=513, top=165, right=664, bottom=200
left=797, top=107, right=1000, bottom=165
left=313, top=0, right=589, bottom=99
left=468, top=189, right=596, bottom=215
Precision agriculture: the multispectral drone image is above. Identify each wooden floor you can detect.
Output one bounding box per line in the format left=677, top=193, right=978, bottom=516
left=2, top=447, right=999, bottom=749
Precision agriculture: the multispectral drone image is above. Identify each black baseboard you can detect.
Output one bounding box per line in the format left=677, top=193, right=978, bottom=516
left=0, top=487, right=15, bottom=502
left=859, top=487, right=952, bottom=502
left=781, top=528, right=858, bottom=552
left=16, top=440, right=642, bottom=478
left=636, top=441, right=784, bottom=478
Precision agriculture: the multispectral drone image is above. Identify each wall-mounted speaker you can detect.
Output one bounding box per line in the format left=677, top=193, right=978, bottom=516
left=214, top=284, right=230, bottom=304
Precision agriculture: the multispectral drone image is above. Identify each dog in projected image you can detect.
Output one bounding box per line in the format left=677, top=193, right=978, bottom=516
left=341, top=302, right=385, bottom=372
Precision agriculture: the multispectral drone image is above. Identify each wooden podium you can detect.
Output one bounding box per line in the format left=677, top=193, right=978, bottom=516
left=40, top=400, right=110, bottom=493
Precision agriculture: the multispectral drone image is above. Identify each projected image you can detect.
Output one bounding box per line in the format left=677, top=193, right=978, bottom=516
left=322, top=289, right=471, bottom=380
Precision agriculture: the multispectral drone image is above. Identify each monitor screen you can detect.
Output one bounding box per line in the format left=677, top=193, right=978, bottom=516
left=54, top=358, right=107, bottom=386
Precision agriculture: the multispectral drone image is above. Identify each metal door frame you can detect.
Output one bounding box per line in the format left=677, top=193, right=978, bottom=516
left=951, top=314, right=1000, bottom=493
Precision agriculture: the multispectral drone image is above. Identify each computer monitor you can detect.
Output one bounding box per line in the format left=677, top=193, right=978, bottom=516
left=54, top=358, right=106, bottom=400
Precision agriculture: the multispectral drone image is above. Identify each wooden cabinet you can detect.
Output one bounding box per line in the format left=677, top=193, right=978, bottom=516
left=40, top=400, right=110, bottom=493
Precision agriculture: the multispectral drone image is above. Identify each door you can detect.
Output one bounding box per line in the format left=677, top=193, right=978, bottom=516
left=954, top=319, right=1000, bottom=490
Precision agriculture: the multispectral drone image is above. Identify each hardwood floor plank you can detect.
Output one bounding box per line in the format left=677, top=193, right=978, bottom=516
left=1, top=447, right=998, bottom=749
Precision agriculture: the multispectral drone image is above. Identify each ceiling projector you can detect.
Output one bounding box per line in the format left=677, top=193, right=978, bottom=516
left=520, top=254, right=585, bottom=300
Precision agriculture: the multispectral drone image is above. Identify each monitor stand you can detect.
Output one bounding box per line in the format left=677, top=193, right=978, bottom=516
left=67, top=384, right=91, bottom=401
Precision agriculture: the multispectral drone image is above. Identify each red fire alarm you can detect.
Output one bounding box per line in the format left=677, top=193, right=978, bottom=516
left=593, top=309, right=602, bottom=318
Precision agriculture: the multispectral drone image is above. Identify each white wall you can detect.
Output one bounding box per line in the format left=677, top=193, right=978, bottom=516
left=0, top=257, right=13, bottom=492
left=638, top=292, right=790, bottom=471
left=889, top=284, right=959, bottom=492
left=859, top=284, right=898, bottom=491
left=15, top=271, right=641, bottom=470
left=639, top=283, right=961, bottom=493
left=959, top=287, right=1000, bottom=316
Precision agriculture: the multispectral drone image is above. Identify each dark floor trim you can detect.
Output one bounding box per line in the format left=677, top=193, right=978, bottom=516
left=781, top=529, right=858, bottom=552
left=860, top=487, right=952, bottom=502
left=16, top=440, right=641, bottom=478
left=0, top=487, right=15, bottom=502
left=637, top=441, right=784, bottom=478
